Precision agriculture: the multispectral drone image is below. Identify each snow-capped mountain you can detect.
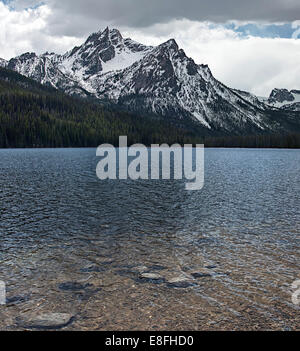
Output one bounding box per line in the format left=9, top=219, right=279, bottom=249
left=7, top=28, right=152, bottom=97
left=259, top=88, right=300, bottom=111
left=5, top=27, right=300, bottom=134
left=0, top=58, right=7, bottom=68
left=59, top=28, right=152, bottom=81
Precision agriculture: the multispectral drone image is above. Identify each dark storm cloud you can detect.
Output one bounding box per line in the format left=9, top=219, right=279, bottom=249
left=8, top=0, right=300, bottom=38
left=47, top=0, right=300, bottom=29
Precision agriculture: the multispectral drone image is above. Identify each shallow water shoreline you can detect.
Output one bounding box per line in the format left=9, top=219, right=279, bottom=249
left=0, top=148, right=299, bottom=331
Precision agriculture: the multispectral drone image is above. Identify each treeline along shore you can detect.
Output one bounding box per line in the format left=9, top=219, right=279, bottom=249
left=0, top=67, right=300, bottom=149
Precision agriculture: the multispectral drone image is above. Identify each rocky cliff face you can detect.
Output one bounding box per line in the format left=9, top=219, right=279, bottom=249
left=5, top=27, right=300, bottom=135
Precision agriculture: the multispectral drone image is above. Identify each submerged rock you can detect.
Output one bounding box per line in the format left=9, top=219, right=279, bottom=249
left=73, top=287, right=102, bottom=302
left=137, top=273, right=165, bottom=284
left=6, top=294, right=31, bottom=306
left=191, top=272, right=212, bottom=279
left=132, top=266, right=149, bottom=273
left=166, top=276, right=196, bottom=289
left=80, top=265, right=106, bottom=273
left=58, top=281, right=101, bottom=301
left=148, top=265, right=167, bottom=271
left=58, top=282, right=93, bottom=291
left=167, top=281, right=196, bottom=289
left=17, top=313, right=74, bottom=330
left=140, top=273, right=162, bottom=280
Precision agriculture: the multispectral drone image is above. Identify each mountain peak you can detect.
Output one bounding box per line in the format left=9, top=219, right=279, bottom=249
left=86, top=27, right=121, bottom=44
left=108, top=28, right=123, bottom=45
left=159, top=38, right=179, bottom=51
left=95, top=27, right=123, bottom=40
left=269, top=88, right=294, bottom=103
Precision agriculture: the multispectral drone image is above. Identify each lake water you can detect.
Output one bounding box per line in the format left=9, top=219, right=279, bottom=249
left=0, top=148, right=299, bottom=330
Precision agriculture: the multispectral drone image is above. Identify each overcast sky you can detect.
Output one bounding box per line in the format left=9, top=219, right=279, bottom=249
left=1, top=0, right=300, bottom=96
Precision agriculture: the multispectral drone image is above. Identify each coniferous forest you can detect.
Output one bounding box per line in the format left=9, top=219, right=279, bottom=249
left=0, top=68, right=207, bottom=148
left=0, top=67, right=300, bottom=148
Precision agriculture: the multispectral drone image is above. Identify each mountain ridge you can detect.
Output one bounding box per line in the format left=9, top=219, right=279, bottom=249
left=258, top=88, right=300, bottom=111
left=4, top=27, right=300, bottom=135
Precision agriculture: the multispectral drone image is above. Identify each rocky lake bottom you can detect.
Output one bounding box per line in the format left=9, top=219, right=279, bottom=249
left=0, top=148, right=299, bottom=330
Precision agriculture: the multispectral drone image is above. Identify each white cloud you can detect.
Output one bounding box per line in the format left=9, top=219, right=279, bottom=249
left=1, top=4, right=300, bottom=97
left=292, top=20, right=300, bottom=38
left=123, top=20, right=300, bottom=96
left=0, top=2, right=83, bottom=59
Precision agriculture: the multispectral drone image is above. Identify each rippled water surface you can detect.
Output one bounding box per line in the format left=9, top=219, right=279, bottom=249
left=0, top=148, right=299, bottom=330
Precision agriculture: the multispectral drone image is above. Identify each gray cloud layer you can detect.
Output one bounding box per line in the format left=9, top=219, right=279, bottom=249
left=48, top=0, right=300, bottom=28
left=11, top=0, right=300, bottom=36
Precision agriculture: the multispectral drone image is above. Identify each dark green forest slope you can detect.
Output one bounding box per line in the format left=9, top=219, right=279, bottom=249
left=0, top=67, right=300, bottom=148
left=0, top=68, right=207, bottom=148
